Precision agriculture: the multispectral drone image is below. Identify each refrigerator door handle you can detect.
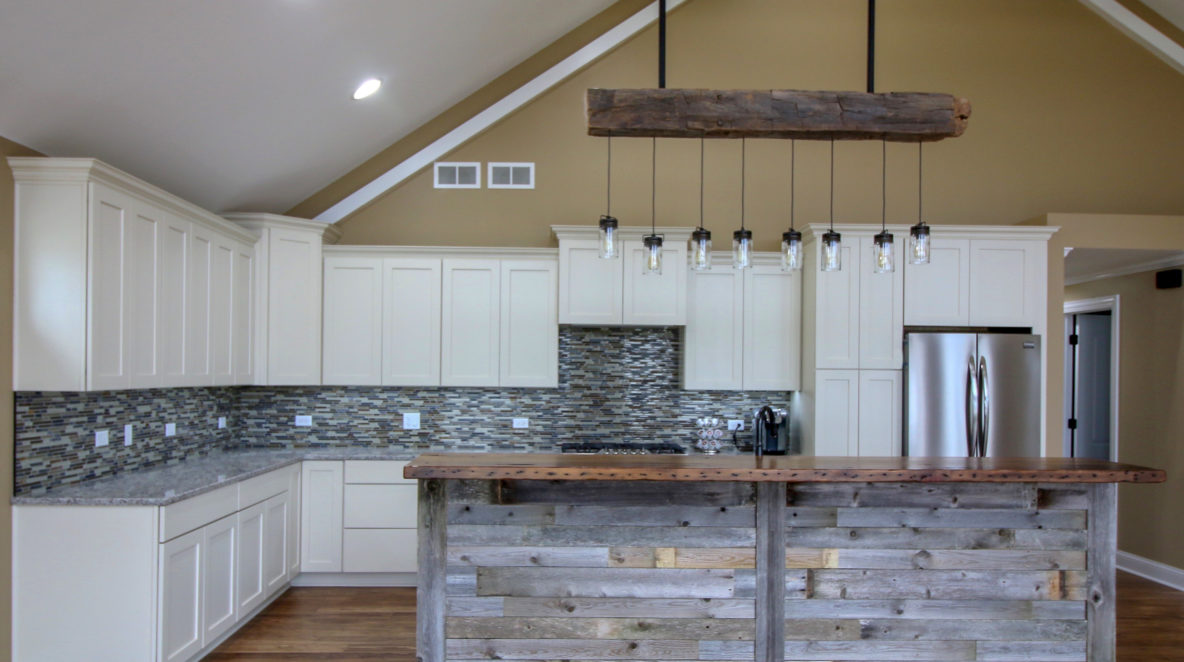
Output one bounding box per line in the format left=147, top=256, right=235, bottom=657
left=966, top=357, right=979, bottom=457
left=979, top=356, right=990, bottom=457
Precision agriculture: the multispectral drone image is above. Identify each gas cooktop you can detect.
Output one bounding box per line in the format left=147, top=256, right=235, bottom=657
left=559, top=442, right=687, bottom=455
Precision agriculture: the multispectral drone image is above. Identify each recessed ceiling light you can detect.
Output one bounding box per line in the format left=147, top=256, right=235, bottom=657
left=352, top=78, right=382, bottom=100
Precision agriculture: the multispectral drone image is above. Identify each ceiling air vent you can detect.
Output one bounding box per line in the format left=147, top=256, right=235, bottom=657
left=434, top=162, right=481, bottom=189
left=487, top=162, right=535, bottom=189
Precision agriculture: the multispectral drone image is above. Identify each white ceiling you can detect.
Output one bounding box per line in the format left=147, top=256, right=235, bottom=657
left=1142, top=0, right=1184, bottom=31
left=1065, top=248, right=1184, bottom=284
left=0, top=0, right=614, bottom=214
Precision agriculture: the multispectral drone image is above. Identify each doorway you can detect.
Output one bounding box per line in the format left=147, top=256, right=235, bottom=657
left=1063, top=296, right=1120, bottom=461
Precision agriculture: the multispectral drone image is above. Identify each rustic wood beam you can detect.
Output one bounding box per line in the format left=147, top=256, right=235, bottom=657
left=586, top=88, right=972, bottom=142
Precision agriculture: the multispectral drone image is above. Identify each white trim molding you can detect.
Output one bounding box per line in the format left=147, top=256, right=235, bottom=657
left=1079, top=0, right=1184, bottom=75
left=314, top=0, right=687, bottom=224
left=1063, top=295, right=1121, bottom=462
left=1064, top=252, right=1184, bottom=285
left=1117, top=550, right=1184, bottom=591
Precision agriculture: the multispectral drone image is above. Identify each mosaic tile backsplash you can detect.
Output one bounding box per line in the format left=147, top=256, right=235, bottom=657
left=15, top=327, right=791, bottom=494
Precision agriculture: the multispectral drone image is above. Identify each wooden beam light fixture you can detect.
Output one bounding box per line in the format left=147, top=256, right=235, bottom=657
left=587, top=88, right=971, bottom=142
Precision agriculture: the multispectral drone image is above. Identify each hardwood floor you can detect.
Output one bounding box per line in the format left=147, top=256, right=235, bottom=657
left=208, top=572, right=1184, bottom=660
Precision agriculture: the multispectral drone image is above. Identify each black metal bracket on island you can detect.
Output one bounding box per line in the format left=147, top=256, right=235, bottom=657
left=404, top=453, right=1164, bottom=662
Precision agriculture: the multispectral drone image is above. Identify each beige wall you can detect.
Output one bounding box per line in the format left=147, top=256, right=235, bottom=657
left=1066, top=268, right=1184, bottom=569
left=321, top=0, right=1184, bottom=248
left=1, top=135, right=42, bottom=657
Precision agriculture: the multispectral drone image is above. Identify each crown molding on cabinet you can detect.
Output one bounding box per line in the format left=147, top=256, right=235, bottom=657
left=802, top=223, right=1060, bottom=242
left=551, top=224, right=696, bottom=242
left=323, top=245, right=558, bottom=260
left=225, top=212, right=343, bottom=243
left=8, top=156, right=258, bottom=244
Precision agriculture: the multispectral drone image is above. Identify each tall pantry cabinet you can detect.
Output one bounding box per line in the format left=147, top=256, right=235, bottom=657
left=9, top=157, right=258, bottom=390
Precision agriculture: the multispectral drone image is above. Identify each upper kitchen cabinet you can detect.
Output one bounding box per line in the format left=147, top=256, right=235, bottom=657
left=10, top=157, right=259, bottom=391
left=682, top=256, right=801, bottom=391
left=441, top=258, right=501, bottom=386
left=904, top=227, right=1056, bottom=332
left=553, top=225, right=692, bottom=326
left=226, top=213, right=341, bottom=386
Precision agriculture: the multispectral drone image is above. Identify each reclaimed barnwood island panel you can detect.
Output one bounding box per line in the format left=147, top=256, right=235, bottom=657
left=405, top=454, right=1164, bottom=662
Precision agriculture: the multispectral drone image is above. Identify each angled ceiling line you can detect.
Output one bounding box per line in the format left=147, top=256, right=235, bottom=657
left=1079, top=0, right=1184, bottom=75
left=315, top=0, right=685, bottom=225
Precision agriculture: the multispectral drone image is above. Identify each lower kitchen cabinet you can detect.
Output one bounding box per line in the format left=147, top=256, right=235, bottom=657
left=811, top=369, right=902, bottom=457
left=300, top=460, right=344, bottom=572
left=159, top=528, right=204, bottom=662
left=202, top=514, right=238, bottom=647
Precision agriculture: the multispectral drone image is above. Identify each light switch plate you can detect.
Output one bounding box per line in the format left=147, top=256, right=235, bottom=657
left=218, top=417, right=227, bottom=429
left=512, top=417, right=529, bottom=429
left=123, top=424, right=133, bottom=446
left=164, top=423, right=176, bottom=437
left=403, top=412, right=421, bottom=430
left=94, top=430, right=109, bottom=447
left=295, top=415, right=312, bottom=427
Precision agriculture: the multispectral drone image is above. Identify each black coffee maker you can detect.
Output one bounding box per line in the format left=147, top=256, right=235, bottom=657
left=752, top=406, right=790, bottom=456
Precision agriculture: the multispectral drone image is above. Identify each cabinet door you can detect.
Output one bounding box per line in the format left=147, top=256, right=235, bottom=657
left=300, top=461, right=343, bottom=573
left=236, top=501, right=266, bottom=616
left=382, top=258, right=442, bottom=386
left=287, top=467, right=301, bottom=576
left=743, top=266, right=801, bottom=391
left=185, top=226, right=213, bottom=386
left=813, top=370, right=859, bottom=456
left=857, top=370, right=902, bottom=456
left=210, top=236, right=235, bottom=386
left=858, top=236, right=904, bottom=370
left=233, top=242, right=255, bottom=385
left=159, top=528, right=203, bottom=662
left=622, top=238, right=687, bottom=326
left=904, top=238, right=970, bottom=326
left=683, top=265, right=744, bottom=390
left=814, top=240, right=860, bottom=369
left=266, top=228, right=323, bottom=384
left=343, top=529, right=418, bottom=573
left=262, top=492, right=289, bottom=596
left=441, top=259, right=500, bottom=386
left=558, top=237, right=622, bottom=324
left=88, top=183, right=132, bottom=390
left=323, top=257, right=383, bottom=385
left=202, top=514, right=237, bottom=647
left=127, top=203, right=161, bottom=388
left=500, top=260, right=558, bottom=387
left=968, top=240, right=1043, bottom=328
left=158, top=214, right=188, bottom=385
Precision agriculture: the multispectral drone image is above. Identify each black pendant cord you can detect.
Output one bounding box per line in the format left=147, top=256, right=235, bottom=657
left=918, top=142, right=923, bottom=223
left=658, top=0, right=667, bottom=89
left=881, top=140, right=887, bottom=232
left=651, top=137, right=657, bottom=235
left=741, top=138, right=747, bottom=232
left=829, top=139, right=835, bottom=230
left=605, top=135, right=612, bottom=216
left=789, top=140, right=796, bottom=231
left=867, top=0, right=876, bottom=94
left=698, top=136, right=705, bottom=231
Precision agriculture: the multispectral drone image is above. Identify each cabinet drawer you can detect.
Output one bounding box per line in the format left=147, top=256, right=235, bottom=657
left=239, top=466, right=291, bottom=508
left=342, top=529, right=417, bottom=573
left=344, top=460, right=412, bottom=484
left=160, top=483, right=238, bottom=542
left=344, top=484, right=417, bottom=528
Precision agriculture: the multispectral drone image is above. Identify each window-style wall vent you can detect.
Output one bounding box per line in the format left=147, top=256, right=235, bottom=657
left=434, top=162, right=481, bottom=189
left=487, top=162, right=535, bottom=189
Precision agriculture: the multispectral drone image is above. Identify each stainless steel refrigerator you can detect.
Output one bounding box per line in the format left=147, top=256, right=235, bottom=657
left=904, top=332, right=1042, bottom=457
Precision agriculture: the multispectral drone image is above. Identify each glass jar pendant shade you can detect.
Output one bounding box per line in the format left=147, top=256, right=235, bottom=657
left=873, top=231, right=895, bottom=273
left=909, top=221, right=930, bottom=265
left=821, top=230, right=842, bottom=272
left=598, top=215, right=619, bottom=259
left=691, top=228, right=712, bottom=271
left=781, top=229, right=803, bottom=271
left=733, top=229, right=753, bottom=270
left=643, top=234, right=664, bottom=275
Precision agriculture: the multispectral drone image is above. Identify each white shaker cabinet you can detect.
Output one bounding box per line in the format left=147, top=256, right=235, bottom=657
left=967, top=239, right=1045, bottom=328
left=235, top=500, right=266, bottom=617
left=742, top=264, right=801, bottom=391
left=159, top=528, right=204, bottom=662
left=441, top=259, right=501, bottom=387
left=500, top=260, right=559, bottom=387
left=903, top=237, right=971, bottom=326
left=233, top=243, right=256, bottom=385
left=383, top=258, right=443, bottom=386
left=858, top=235, right=905, bottom=370
left=811, top=239, right=860, bottom=370
left=811, top=370, right=860, bottom=456
left=322, top=257, right=384, bottom=385
left=554, top=225, right=693, bottom=326
left=683, top=263, right=744, bottom=390
left=158, top=213, right=189, bottom=384
left=301, top=461, right=344, bottom=573
left=210, top=238, right=236, bottom=386
left=857, top=369, right=903, bottom=456
left=201, top=514, right=238, bottom=648
left=185, top=226, right=214, bottom=386
left=88, top=182, right=136, bottom=390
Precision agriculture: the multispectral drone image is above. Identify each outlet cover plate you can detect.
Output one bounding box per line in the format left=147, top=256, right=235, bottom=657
left=512, top=417, right=529, bottom=429
left=164, top=423, right=176, bottom=437
left=95, top=430, right=109, bottom=447
left=218, top=417, right=227, bottom=429
left=403, top=412, right=421, bottom=430
left=124, top=424, right=133, bottom=446
left=295, top=415, right=312, bottom=427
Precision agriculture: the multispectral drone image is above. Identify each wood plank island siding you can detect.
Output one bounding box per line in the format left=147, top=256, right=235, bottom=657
left=412, top=458, right=1162, bottom=662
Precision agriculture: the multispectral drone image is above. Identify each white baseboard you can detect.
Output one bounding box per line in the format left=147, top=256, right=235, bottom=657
left=1117, top=550, right=1184, bottom=591
left=290, top=571, right=417, bottom=587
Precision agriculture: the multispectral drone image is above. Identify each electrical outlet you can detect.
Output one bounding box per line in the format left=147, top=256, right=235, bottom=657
left=403, top=412, right=421, bottom=430
left=124, top=424, right=133, bottom=446
left=512, top=417, right=529, bottom=429
left=294, top=415, right=312, bottom=427
left=94, top=430, right=109, bottom=447
left=165, top=423, right=176, bottom=437
left=218, top=417, right=227, bottom=429
left=727, top=419, right=745, bottom=431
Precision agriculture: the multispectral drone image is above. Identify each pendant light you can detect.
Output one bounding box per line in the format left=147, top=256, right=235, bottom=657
left=598, top=135, right=620, bottom=259
left=873, top=140, right=894, bottom=273
left=909, top=142, right=931, bottom=264
left=821, top=139, right=842, bottom=272
left=643, top=137, right=663, bottom=275
left=733, top=138, right=753, bottom=270
left=781, top=140, right=802, bottom=271
left=690, top=136, right=712, bottom=271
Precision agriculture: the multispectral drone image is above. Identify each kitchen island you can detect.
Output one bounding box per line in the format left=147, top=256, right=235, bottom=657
left=404, top=453, right=1164, bottom=662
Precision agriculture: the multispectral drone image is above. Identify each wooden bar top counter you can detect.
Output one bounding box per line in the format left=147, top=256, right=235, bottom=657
left=403, top=452, right=1165, bottom=483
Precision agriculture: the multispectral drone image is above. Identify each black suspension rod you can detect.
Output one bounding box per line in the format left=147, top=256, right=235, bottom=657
left=658, top=0, right=667, bottom=88
left=866, top=0, right=876, bottom=93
